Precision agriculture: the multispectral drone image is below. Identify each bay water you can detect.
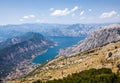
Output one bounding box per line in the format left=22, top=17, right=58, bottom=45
left=32, top=36, right=86, bottom=64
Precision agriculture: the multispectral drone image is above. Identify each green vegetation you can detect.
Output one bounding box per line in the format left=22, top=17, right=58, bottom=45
left=33, top=68, right=120, bottom=83
left=33, top=80, right=42, bottom=83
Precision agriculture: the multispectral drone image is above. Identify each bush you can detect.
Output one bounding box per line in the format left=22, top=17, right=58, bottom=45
left=33, top=80, right=42, bottom=83
left=45, top=68, right=120, bottom=83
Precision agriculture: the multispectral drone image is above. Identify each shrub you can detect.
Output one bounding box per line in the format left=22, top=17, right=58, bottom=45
left=45, top=68, right=120, bottom=83
left=33, top=80, right=42, bottom=83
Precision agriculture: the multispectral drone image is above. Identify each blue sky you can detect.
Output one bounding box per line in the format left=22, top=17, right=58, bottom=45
left=0, top=0, right=120, bottom=25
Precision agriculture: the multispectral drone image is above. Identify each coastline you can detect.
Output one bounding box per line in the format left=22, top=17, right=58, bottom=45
left=5, top=44, right=55, bottom=81
left=31, top=49, right=48, bottom=64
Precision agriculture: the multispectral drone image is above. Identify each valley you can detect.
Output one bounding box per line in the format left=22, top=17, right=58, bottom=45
left=32, top=36, right=85, bottom=64
left=7, top=24, right=120, bottom=83
left=0, top=0, right=120, bottom=83
left=8, top=35, right=120, bottom=83
left=0, top=23, right=120, bottom=83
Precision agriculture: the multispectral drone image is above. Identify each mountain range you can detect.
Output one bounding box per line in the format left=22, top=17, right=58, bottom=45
left=59, top=24, right=120, bottom=56
left=1, top=23, right=120, bottom=83
left=0, top=32, right=54, bottom=79
left=8, top=23, right=120, bottom=83
left=0, top=23, right=115, bottom=41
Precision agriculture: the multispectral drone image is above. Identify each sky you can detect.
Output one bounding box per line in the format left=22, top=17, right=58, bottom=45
left=0, top=0, right=120, bottom=25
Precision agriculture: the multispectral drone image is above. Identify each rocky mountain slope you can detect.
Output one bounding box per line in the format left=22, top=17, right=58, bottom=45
left=0, top=32, right=54, bottom=79
left=59, top=24, right=120, bottom=56
left=8, top=30, right=120, bottom=83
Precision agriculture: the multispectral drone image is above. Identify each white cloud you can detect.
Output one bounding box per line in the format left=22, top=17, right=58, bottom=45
left=80, top=11, right=85, bottom=16
left=50, top=8, right=54, bottom=11
left=23, top=16, right=29, bottom=19
left=19, top=14, right=36, bottom=22
left=71, top=6, right=78, bottom=12
left=51, top=6, right=78, bottom=16
left=51, top=8, right=69, bottom=16
left=100, top=11, right=117, bottom=18
left=23, top=15, right=36, bottom=19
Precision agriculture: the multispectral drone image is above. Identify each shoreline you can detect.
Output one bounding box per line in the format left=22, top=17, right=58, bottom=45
left=31, top=42, right=58, bottom=64
left=31, top=49, right=48, bottom=64
left=5, top=44, right=56, bottom=81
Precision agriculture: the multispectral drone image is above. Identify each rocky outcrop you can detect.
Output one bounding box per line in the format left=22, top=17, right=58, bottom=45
left=0, top=32, right=54, bottom=78
left=59, top=24, right=120, bottom=56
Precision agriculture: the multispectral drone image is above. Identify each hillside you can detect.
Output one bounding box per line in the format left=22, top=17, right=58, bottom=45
left=7, top=24, right=120, bottom=83
left=59, top=24, right=120, bottom=56
left=0, top=32, right=54, bottom=79
left=8, top=37, right=120, bottom=83
left=44, top=68, right=120, bottom=83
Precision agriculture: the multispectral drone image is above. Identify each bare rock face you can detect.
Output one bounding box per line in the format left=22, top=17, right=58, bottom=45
left=59, top=24, right=120, bottom=56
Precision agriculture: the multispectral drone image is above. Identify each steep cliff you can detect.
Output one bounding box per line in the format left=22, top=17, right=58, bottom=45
left=59, top=24, right=120, bottom=56
left=0, top=32, right=54, bottom=78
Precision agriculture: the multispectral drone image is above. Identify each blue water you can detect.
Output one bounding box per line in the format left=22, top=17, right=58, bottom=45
left=32, top=36, right=86, bottom=64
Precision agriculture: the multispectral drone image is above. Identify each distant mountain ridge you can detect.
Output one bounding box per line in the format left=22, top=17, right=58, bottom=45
left=0, top=23, right=113, bottom=41
left=59, top=24, right=120, bottom=56
left=0, top=32, right=54, bottom=78
left=0, top=32, right=46, bottom=50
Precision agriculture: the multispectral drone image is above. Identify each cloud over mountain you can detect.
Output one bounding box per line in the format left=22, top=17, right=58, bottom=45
left=100, top=11, right=117, bottom=18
